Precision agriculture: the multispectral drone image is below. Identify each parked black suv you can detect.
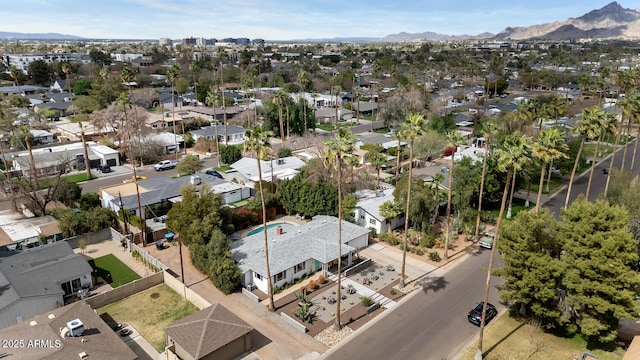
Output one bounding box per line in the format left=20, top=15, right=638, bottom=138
left=97, top=164, right=111, bottom=173
left=205, top=169, right=223, bottom=179
left=468, top=302, right=498, bottom=326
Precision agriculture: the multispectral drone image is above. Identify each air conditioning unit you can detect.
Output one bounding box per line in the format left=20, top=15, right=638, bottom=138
left=66, top=319, right=84, bottom=337
left=247, top=283, right=257, bottom=291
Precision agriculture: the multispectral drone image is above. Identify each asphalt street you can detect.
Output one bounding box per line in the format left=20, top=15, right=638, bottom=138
left=325, top=248, right=503, bottom=360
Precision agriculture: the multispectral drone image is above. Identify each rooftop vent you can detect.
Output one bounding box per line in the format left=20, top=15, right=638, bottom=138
left=29, top=321, right=38, bottom=326
left=79, top=351, right=88, bottom=359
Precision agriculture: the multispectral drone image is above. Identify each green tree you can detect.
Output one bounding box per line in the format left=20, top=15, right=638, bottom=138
left=277, top=147, right=292, bottom=158
left=276, top=170, right=338, bottom=217
left=477, top=133, right=532, bottom=357
left=443, top=131, right=464, bottom=260
left=397, top=113, right=427, bottom=283
left=176, top=154, right=204, bottom=175
left=560, top=197, right=640, bottom=343
left=205, top=89, right=221, bottom=153
left=495, top=209, right=566, bottom=327
left=79, top=192, right=101, bottom=211
left=166, top=183, right=223, bottom=246
left=244, top=126, right=276, bottom=311
left=564, top=106, right=603, bottom=209
left=366, top=152, right=387, bottom=189
left=273, top=89, right=289, bottom=146
left=324, top=127, right=356, bottom=330
left=51, top=179, right=82, bottom=207
left=474, top=120, right=499, bottom=240
left=585, top=109, right=616, bottom=200
left=219, top=145, right=242, bottom=165
left=532, top=128, right=568, bottom=213
left=379, top=200, right=400, bottom=234
left=27, top=60, right=51, bottom=85
left=207, top=228, right=241, bottom=294
left=58, top=207, right=116, bottom=238
left=72, top=78, right=93, bottom=96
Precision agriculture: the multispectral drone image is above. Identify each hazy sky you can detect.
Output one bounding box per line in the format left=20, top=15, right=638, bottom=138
left=1, top=1, right=633, bottom=40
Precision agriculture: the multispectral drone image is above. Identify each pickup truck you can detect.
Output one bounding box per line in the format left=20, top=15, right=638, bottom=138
left=154, top=160, right=178, bottom=171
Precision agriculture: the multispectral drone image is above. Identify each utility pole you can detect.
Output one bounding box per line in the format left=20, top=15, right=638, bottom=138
left=117, top=192, right=129, bottom=236
left=132, top=166, right=146, bottom=246
left=80, top=126, right=92, bottom=181
left=0, top=146, right=17, bottom=211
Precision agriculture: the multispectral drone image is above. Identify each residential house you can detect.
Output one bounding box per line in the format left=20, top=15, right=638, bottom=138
left=11, top=141, right=120, bottom=177
left=0, top=215, right=61, bottom=249
left=231, top=216, right=369, bottom=294
left=354, top=189, right=404, bottom=234
left=30, top=129, right=54, bottom=144
left=164, top=304, right=253, bottom=360
left=190, top=125, right=247, bottom=145
left=100, top=173, right=251, bottom=220
left=52, top=120, right=116, bottom=142
left=0, top=241, right=93, bottom=329
left=49, top=78, right=68, bottom=93
left=0, top=301, right=137, bottom=359
left=314, top=108, right=353, bottom=124
left=229, top=156, right=306, bottom=185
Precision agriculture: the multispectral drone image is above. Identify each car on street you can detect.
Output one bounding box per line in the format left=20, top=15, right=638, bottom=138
left=119, top=328, right=133, bottom=337
left=468, top=302, right=498, bottom=326
left=205, top=169, right=223, bottom=179
left=154, top=160, right=178, bottom=171
left=602, top=167, right=610, bottom=175
left=123, top=175, right=147, bottom=183
left=479, top=234, right=494, bottom=249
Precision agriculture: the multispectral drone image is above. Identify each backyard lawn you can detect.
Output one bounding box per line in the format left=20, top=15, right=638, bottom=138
left=89, top=254, right=140, bottom=288
left=458, top=314, right=625, bottom=360
left=98, top=284, right=199, bottom=352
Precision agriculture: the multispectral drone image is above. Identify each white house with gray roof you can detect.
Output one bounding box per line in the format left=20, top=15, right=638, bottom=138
left=190, top=124, right=247, bottom=145
left=229, top=156, right=306, bottom=185
left=0, top=241, right=92, bottom=329
left=231, top=215, right=369, bottom=294
left=354, top=188, right=404, bottom=234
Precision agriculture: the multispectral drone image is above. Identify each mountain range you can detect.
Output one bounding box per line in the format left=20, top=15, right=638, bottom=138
left=381, top=1, right=640, bottom=42
left=0, top=2, right=639, bottom=42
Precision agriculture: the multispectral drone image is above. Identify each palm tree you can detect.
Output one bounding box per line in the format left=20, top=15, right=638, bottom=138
left=379, top=200, right=400, bottom=234
left=443, top=131, right=464, bottom=260
left=585, top=109, right=615, bottom=200
left=397, top=113, right=427, bottom=286
left=604, top=92, right=638, bottom=196
left=167, top=64, right=181, bottom=156
left=219, top=62, right=229, bottom=146
left=9, top=66, right=22, bottom=94
left=332, top=85, right=342, bottom=132
left=121, top=65, right=143, bottom=164
left=367, top=152, right=387, bottom=188
left=324, top=128, right=356, bottom=331
left=431, top=172, right=445, bottom=221
left=474, top=121, right=498, bottom=241
left=625, top=92, right=640, bottom=171
left=532, top=128, right=568, bottom=214
left=205, top=89, right=220, bottom=154
left=564, top=106, right=602, bottom=210
left=273, top=89, right=288, bottom=146
left=353, top=87, right=362, bottom=134
left=477, top=133, right=532, bottom=358
left=297, top=70, right=310, bottom=136
left=243, top=126, right=276, bottom=311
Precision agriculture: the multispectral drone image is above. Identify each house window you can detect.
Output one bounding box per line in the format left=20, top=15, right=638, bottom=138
left=295, top=262, right=306, bottom=273
left=360, top=215, right=365, bottom=220
left=274, top=271, right=285, bottom=282
left=255, top=273, right=263, bottom=281
left=369, top=218, right=377, bottom=225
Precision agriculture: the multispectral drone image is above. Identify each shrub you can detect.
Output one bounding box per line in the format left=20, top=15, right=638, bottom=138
left=300, top=285, right=306, bottom=294
left=277, top=147, right=292, bottom=158
left=429, top=251, right=441, bottom=262
left=419, top=233, right=436, bottom=248
left=415, top=248, right=424, bottom=256
left=379, top=232, right=400, bottom=245
left=309, top=279, right=318, bottom=290
left=480, top=212, right=497, bottom=225
left=360, top=295, right=375, bottom=307
left=318, top=274, right=326, bottom=284
left=293, top=302, right=315, bottom=324
left=295, top=289, right=311, bottom=305
left=390, top=289, right=396, bottom=295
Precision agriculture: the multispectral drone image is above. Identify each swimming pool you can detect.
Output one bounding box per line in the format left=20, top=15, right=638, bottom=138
left=247, top=222, right=295, bottom=236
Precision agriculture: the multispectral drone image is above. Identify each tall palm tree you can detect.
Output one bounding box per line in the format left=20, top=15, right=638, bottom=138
left=604, top=92, right=639, bottom=196
left=297, top=70, right=310, bottom=136
left=332, top=85, right=342, bottom=132
left=431, top=172, right=445, bottom=221
left=243, top=126, right=276, bottom=311
left=443, top=131, right=464, bottom=260
left=585, top=110, right=615, bottom=199
left=219, top=62, right=229, bottom=146
left=167, top=64, right=181, bottom=155
left=205, top=89, right=220, bottom=154
left=477, top=133, right=532, bottom=358
left=564, top=106, right=602, bottom=210
left=9, top=66, right=22, bottom=95
left=324, top=128, right=356, bottom=331
left=273, top=89, right=288, bottom=146
left=397, top=113, right=427, bottom=286
left=367, top=152, right=387, bottom=188
left=121, top=65, right=144, bottom=164
left=532, top=128, right=568, bottom=214
left=625, top=92, right=640, bottom=171
left=474, top=121, right=498, bottom=241
left=379, top=200, right=400, bottom=234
